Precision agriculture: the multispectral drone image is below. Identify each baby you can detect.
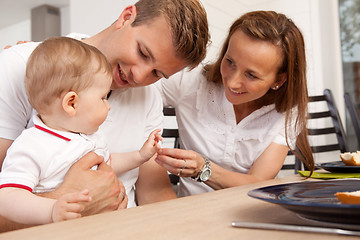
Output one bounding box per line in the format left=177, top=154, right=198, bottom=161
left=0, top=37, right=161, bottom=224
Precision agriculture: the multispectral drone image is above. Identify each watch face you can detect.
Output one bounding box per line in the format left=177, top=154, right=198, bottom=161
left=200, top=169, right=211, bottom=181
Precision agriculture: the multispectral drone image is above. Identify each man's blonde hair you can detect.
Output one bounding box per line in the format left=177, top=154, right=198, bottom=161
left=133, top=0, right=210, bottom=69
left=25, top=37, right=112, bottom=114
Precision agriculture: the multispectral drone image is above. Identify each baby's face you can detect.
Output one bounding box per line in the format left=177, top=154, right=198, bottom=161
left=74, top=71, right=112, bottom=134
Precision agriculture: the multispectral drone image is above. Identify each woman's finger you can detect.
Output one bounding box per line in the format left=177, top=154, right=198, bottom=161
left=155, top=158, right=179, bottom=174
left=156, top=154, right=188, bottom=169
left=158, top=148, right=197, bottom=160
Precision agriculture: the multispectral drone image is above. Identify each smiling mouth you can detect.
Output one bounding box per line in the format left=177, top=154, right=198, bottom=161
left=229, top=88, right=245, bottom=94
left=118, top=64, right=129, bottom=84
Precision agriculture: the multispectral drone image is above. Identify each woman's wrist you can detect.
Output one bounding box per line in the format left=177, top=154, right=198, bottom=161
left=192, top=156, right=206, bottom=178
left=192, top=156, right=212, bottom=182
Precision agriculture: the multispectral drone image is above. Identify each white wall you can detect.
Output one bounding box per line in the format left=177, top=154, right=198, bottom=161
left=0, top=20, right=31, bottom=50
left=311, top=0, right=344, bottom=113
left=200, top=0, right=345, bottom=171
left=0, top=0, right=344, bottom=102
left=0, top=0, right=346, bottom=155
left=201, top=0, right=344, bottom=117
left=61, top=6, right=70, bottom=36
left=69, top=0, right=137, bottom=36
left=202, top=0, right=342, bottom=116
left=0, top=5, right=70, bottom=50
left=68, top=0, right=343, bottom=97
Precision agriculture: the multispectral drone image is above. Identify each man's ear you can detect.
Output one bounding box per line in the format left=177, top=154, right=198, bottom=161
left=62, top=91, right=78, bottom=117
left=115, top=5, right=137, bottom=29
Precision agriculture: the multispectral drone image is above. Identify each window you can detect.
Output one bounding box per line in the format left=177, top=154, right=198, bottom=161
left=339, top=0, right=360, bottom=150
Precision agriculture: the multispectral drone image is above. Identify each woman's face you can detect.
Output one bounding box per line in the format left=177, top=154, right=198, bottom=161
left=220, top=30, right=285, bottom=108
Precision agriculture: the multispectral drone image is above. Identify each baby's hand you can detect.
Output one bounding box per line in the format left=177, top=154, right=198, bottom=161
left=152, top=129, right=163, bottom=152
left=147, top=129, right=162, bottom=149
left=150, top=129, right=162, bottom=145
left=52, top=189, right=92, bottom=222
left=139, top=129, right=162, bottom=160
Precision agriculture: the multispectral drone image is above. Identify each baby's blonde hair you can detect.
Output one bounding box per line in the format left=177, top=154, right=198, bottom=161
left=25, top=37, right=112, bottom=114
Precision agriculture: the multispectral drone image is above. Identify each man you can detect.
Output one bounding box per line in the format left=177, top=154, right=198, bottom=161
left=0, top=0, right=209, bottom=231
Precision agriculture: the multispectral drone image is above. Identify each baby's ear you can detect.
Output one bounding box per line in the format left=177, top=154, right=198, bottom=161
left=62, top=91, right=78, bottom=117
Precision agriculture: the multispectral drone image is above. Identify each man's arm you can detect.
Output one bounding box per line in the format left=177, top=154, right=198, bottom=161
left=135, top=156, right=176, bottom=205
left=0, top=137, right=13, bottom=168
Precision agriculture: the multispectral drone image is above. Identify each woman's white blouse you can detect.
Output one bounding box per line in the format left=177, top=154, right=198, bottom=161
left=159, top=66, right=297, bottom=197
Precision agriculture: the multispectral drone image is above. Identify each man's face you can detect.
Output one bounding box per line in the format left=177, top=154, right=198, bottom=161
left=101, top=10, right=187, bottom=90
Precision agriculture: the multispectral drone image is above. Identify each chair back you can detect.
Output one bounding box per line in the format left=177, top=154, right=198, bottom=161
left=162, top=107, right=181, bottom=186
left=162, top=107, right=180, bottom=149
left=283, top=89, right=348, bottom=173
left=344, top=92, right=360, bottom=148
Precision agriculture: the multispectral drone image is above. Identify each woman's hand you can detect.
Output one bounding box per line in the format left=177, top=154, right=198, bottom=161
left=155, top=148, right=205, bottom=177
left=45, top=152, right=126, bottom=216
left=156, top=144, right=289, bottom=191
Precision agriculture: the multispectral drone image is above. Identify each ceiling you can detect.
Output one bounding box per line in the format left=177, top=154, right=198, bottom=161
left=0, top=0, right=69, bottom=29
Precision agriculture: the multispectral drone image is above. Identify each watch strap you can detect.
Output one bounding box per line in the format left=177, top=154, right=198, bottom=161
left=192, top=156, right=211, bottom=182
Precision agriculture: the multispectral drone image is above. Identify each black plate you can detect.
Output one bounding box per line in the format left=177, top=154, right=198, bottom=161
left=248, top=180, right=360, bottom=225
left=317, top=161, right=360, bottom=173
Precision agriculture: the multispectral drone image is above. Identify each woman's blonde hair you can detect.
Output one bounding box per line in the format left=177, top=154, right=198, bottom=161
left=25, top=37, right=112, bottom=115
left=133, top=0, right=210, bottom=69
left=204, top=11, right=314, bottom=173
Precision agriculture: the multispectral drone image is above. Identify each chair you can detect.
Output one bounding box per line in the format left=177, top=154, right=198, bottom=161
left=344, top=92, right=360, bottom=147
left=162, top=107, right=180, bottom=185
left=282, top=89, right=349, bottom=173
left=162, top=107, right=180, bottom=149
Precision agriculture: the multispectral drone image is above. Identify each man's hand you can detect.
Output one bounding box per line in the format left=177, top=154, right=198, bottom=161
left=4, top=41, right=30, bottom=49
left=50, top=152, right=126, bottom=215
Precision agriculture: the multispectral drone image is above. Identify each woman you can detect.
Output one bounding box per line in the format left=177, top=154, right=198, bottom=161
left=156, top=11, right=314, bottom=197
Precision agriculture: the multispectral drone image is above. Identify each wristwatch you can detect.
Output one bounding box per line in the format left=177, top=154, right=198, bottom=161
left=192, top=156, right=212, bottom=182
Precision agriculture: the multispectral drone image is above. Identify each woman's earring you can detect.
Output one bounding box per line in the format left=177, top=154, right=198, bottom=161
left=272, top=85, right=279, bottom=90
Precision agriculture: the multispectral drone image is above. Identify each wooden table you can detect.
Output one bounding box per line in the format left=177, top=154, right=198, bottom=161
left=0, top=175, right=359, bottom=240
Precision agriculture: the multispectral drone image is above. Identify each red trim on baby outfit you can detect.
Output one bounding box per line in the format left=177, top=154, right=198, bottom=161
left=35, top=124, right=71, bottom=141
left=105, top=156, right=111, bottom=164
left=0, top=183, right=33, bottom=192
